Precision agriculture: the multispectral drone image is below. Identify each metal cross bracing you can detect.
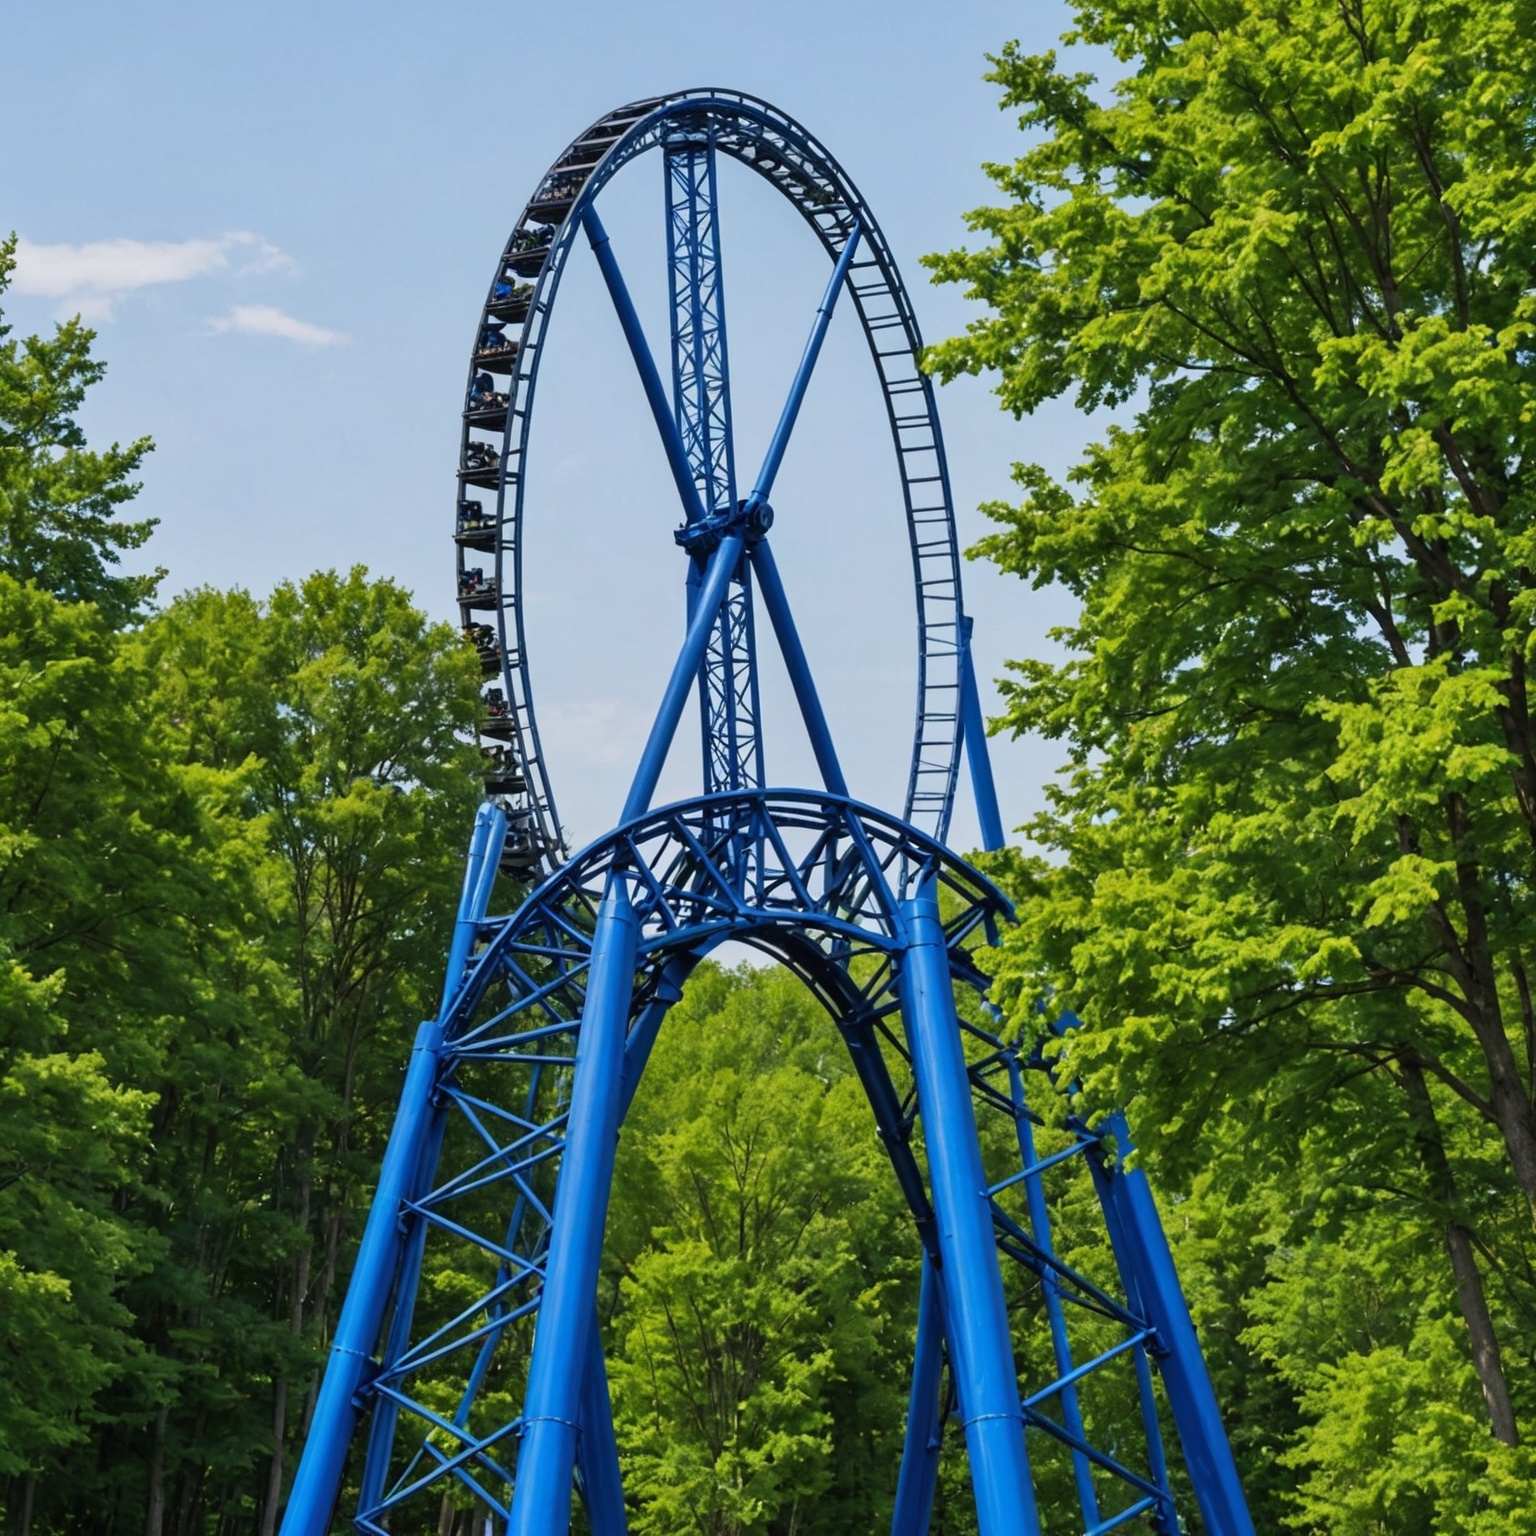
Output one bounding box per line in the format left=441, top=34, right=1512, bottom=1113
left=284, top=90, right=1255, bottom=1536
left=453, top=91, right=970, bottom=880
left=663, top=131, right=766, bottom=797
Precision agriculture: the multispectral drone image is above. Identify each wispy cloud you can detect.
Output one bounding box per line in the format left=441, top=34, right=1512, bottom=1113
left=207, top=304, right=347, bottom=347
left=11, top=231, right=295, bottom=320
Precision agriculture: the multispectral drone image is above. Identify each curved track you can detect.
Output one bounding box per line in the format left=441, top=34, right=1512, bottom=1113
left=455, top=90, right=966, bottom=871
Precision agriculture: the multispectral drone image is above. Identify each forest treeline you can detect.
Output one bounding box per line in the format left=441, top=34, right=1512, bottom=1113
left=4, top=0, right=1536, bottom=1530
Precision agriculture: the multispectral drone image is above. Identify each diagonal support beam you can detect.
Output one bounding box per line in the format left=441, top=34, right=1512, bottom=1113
left=576, top=1323, right=627, bottom=1532
left=959, top=616, right=1006, bottom=854
left=622, top=531, right=745, bottom=823
left=891, top=1251, right=946, bottom=1536
left=749, top=538, right=847, bottom=797
left=746, top=222, right=862, bottom=510
left=584, top=205, right=706, bottom=526
left=280, top=1019, right=446, bottom=1536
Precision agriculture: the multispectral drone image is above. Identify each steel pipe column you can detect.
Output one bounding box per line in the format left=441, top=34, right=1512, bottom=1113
left=891, top=1251, right=946, bottom=1536
left=898, top=882, right=1040, bottom=1536
left=508, top=878, right=641, bottom=1535
left=278, top=1020, right=445, bottom=1536
left=1090, top=1116, right=1255, bottom=1536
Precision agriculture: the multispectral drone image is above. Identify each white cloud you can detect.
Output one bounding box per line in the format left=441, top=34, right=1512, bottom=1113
left=11, top=231, right=296, bottom=318
left=207, top=304, right=346, bottom=347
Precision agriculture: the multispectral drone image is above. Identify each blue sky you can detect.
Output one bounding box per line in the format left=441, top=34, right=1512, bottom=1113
left=5, top=0, right=1106, bottom=854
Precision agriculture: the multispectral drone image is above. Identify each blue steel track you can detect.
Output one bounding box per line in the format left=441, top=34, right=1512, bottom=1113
left=282, top=91, right=1254, bottom=1536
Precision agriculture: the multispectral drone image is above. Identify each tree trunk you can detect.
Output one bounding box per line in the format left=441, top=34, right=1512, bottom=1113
left=259, top=1376, right=290, bottom=1536
left=13, top=1476, right=34, bottom=1536
left=260, top=1140, right=315, bottom=1536
left=144, top=1404, right=169, bottom=1536
left=1402, top=1058, right=1520, bottom=1444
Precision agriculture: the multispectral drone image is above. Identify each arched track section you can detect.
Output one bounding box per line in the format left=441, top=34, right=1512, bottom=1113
left=348, top=791, right=1011, bottom=1529
left=451, top=788, right=1008, bottom=1032
left=337, top=791, right=1233, bottom=1535
left=456, top=92, right=966, bottom=876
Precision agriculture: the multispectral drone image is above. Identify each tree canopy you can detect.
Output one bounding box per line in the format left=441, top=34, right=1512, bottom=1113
left=927, top=0, right=1536, bottom=1522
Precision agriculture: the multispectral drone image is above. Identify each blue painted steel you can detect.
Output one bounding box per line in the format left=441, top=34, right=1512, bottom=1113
left=890, top=1252, right=945, bottom=1536
left=583, top=205, right=706, bottom=526
left=285, top=91, right=1253, bottom=1536
left=960, top=616, right=1006, bottom=854
left=356, top=806, right=509, bottom=1509
left=508, top=878, right=640, bottom=1535
left=1092, top=1115, right=1255, bottom=1536
left=898, top=882, right=1040, bottom=1536
left=749, top=539, right=848, bottom=797
left=577, top=1325, right=627, bottom=1532
left=621, top=530, right=745, bottom=823
left=664, top=137, right=737, bottom=519
left=1008, top=1052, right=1100, bottom=1525
left=279, top=1019, right=445, bottom=1536
left=746, top=222, right=862, bottom=511
left=458, top=93, right=973, bottom=855
left=663, top=135, right=766, bottom=799
left=438, top=800, right=507, bottom=1017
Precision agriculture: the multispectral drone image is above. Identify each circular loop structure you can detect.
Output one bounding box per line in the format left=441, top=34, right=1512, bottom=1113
left=454, top=89, right=965, bottom=876
left=282, top=91, right=1254, bottom=1536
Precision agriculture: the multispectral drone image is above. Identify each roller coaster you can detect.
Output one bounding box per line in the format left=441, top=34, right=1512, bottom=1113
left=277, top=91, right=1255, bottom=1536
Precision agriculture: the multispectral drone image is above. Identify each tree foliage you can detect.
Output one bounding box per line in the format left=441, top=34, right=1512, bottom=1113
left=926, top=0, right=1536, bottom=1521
left=0, top=237, right=158, bottom=626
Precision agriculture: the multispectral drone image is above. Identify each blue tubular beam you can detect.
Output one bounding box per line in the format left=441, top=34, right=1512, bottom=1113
left=621, top=531, right=745, bottom=823
left=508, top=879, right=640, bottom=1536
left=1094, top=1114, right=1251, bottom=1536
left=438, top=801, right=508, bottom=1019
left=279, top=1020, right=445, bottom=1536
left=358, top=806, right=509, bottom=1508
left=619, top=958, right=690, bottom=1115
left=890, top=1252, right=945, bottom=1536
left=748, top=539, right=847, bottom=797
left=576, top=1324, right=627, bottom=1533
left=584, top=205, right=706, bottom=525
left=569, top=957, right=692, bottom=1534
left=959, top=617, right=1006, bottom=854
left=897, top=883, right=1040, bottom=1536
left=747, top=223, right=862, bottom=507
left=1008, top=1055, right=1100, bottom=1527
left=357, top=1107, right=452, bottom=1510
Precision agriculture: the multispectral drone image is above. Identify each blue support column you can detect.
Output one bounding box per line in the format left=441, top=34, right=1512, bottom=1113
left=437, top=800, right=507, bottom=1018
left=359, top=804, right=509, bottom=1508
left=749, top=539, right=847, bottom=797
left=508, top=878, right=640, bottom=1536
left=898, top=882, right=1040, bottom=1536
left=1092, top=1115, right=1253, bottom=1536
left=279, top=1020, right=445, bottom=1536
left=890, top=1252, right=946, bottom=1536
left=959, top=617, right=1005, bottom=854
left=576, top=1323, right=627, bottom=1533
left=622, top=531, right=745, bottom=823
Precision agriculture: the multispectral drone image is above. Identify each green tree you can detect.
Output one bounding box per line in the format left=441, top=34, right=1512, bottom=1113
left=126, top=571, right=485, bottom=1535
left=0, top=237, right=158, bottom=626
left=0, top=574, right=239, bottom=1528
left=925, top=0, right=1536, bottom=1505
left=605, top=964, right=916, bottom=1535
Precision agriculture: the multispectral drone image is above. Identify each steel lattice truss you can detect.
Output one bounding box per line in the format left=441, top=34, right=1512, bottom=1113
left=664, top=133, right=765, bottom=796
left=338, top=795, right=1189, bottom=1534
left=284, top=90, right=1255, bottom=1536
